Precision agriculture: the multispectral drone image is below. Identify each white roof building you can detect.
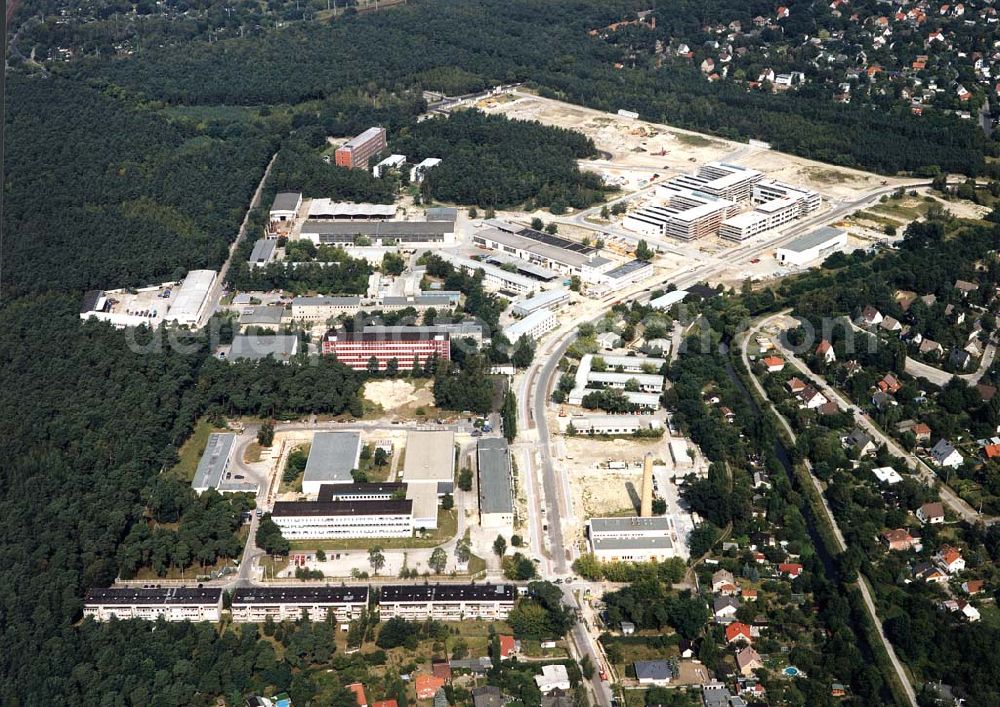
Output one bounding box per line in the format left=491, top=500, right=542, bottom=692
left=165, top=270, right=216, bottom=327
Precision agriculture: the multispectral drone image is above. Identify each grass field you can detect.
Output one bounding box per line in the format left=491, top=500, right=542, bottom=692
left=167, top=418, right=220, bottom=482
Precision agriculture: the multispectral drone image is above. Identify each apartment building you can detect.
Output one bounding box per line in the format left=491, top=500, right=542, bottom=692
left=378, top=584, right=517, bottom=621
left=83, top=587, right=223, bottom=622
left=230, top=586, right=369, bottom=623
left=321, top=330, right=451, bottom=371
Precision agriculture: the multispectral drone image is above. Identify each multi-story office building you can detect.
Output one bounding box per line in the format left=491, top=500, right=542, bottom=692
left=503, top=309, right=557, bottom=343
left=624, top=187, right=736, bottom=241
left=230, top=586, right=369, bottom=623
left=335, top=127, right=387, bottom=170
left=321, top=330, right=451, bottom=371
left=378, top=584, right=517, bottom=621
left=83, top=587, right=223, bottom=622
left=317, top=482, right=406, bottom=502
left=270, top=499, right=414, bottom=539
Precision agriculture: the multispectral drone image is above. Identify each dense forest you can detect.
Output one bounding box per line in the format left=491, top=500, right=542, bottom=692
left=63, top=0, right=995, bottom=175
left=3, top=75, right=274, bottom=298
left=0, top=299, right=365, bottom=703
left=392, top=110, right=607, bottom=210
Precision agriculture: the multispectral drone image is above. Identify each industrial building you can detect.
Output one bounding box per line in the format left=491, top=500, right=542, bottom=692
left=302, top=432, right=363, bottom=495
left=436, top=252, right=539, bottom=294
left=230, top=586, right=369, bottom=623
left=378, top=584, right=516, bottom=621
left=474, top=222, right=614, bottom=280
left=270, top=499, right=414, bottom=539
left=249, top=238, right=278, bottom=267
left=401, top=431, right=455, bottom=494
left=510, top=289, right=571, bottom=317
left=291, top=296, right=364, bottom=322
left=567, top=354, right=665, bottom=405
left=238, top=305, right=286, bottom=330
left=586, top=260, right=655, bottom=296
left=321, top=330, right=451, bottom=371
left=373, top=154, right=406, bottom=178
left=335, top=127, right=387, bottom=170
left=503, top=309, right=557, bottom=343
left=649, top=290, right=689, bottom=310
left=776, top=227, right=848, bottom=266
left=164, top=270, right=217, bottom=327
left=83, top=587, right=223, bottom=622
left=228, top=334, right=300, bottom=363
left=587, top=517, right=677, bottom=563
left=567, top=415, right=664, bottom=436
left=477, top=438, right=514, bottom=529
left=300, top=220, right=453, bottom=246
left=191, top=432, right=258, bottom=494
left=270, top=192, right=302, bottom=222
left=596, top=354, right=666, bottom=372
left=306, top=200, right=397, bottom=220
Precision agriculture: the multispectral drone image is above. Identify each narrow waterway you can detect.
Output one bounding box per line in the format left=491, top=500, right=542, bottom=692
left=720, top=348, right=839, bottom=578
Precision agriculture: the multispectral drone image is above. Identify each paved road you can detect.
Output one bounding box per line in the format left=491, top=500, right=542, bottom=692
left=904, top=341, right=996, bottom=386
left=763, top=312, right=988, bottom=525
left=740, top=319, right=918, bottom=707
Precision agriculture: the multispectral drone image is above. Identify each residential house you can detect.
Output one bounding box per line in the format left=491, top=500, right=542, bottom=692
left=471, top=687, right=504, bottom=707
left=962, top=579, right=984, bottom=595
left=725, top=622, right=753, bottom=645
left=779, top=563, right=804, bottom=579
left=955, top=279, right=979, bottom=297
left=914, top=561, right=948, bottom=583
left=977, top=384, right=997, bottom=402
left=786, top=377, right=807, bottom=394
left=881, top=528, right=920, bottom=552
left=872, top=466, right=903, bottom=485
left=416, top=675, right=447, bottom=700
left=712, top=568, right=736, bottom=592
left=736, top=647, right=764, bottom=677
left=941, top=598, right=981, bottom=622
left=620, top=621, right=635, bottom=636
left=713, top=596, right=741, bottom=623
left=845, top=428, right=876, bottom=456
left=763, top=356, right=785, bottom=373
left=935, top=545, right=966, bottom=574
left=498, top=635, right=519, bottom=659
left=799, top=386, right=829, bottom=409
left=919, top=339, right=944, bottom=357
left=857, top=306, right=884, bottom=327
left=816, top=339, right=836, bottom=363
left=880, top=316, right=902, bottom=332
left=634, top=660, right=676, bottom=686
left=878, top=373, right=902, bottom=394
left=930, top=440, right=963, bottom=468
left=917, top=502, right=946, bottom=524
left=534, top=665, right=571, bottom=694
left=347, top=683, right=368, bottom=707
left=949, top=349, right=972, bottom=370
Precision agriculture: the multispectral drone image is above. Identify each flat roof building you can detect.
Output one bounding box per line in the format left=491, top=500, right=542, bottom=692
left=307, top=200, right=397, bottom=220
left=373, top=154, right=407, bottom=178
left=301, top=220, right=453, bottom=246
left=270, top=192, right=302, bottom=222
left=191, top=432, right=258, bottom=494
left=291, top=296, right=364, bottom=322
left=249, top=238, right=278, bottom=267
left=511, top=289, right=571, bottom=317
left=378, top=584, right=516, bottom=621
left=302, top=432, right=364, bottom=495
left=362, top=322, right=488, bottom=345
left=566, top=415, right=663, bottom=436
left=436, top=252, right=539, bottom=294
left=477, top=438, right=514, bottom=529
left=411, top=158, right=442, bottom=183
left=474, top=224, right=612, bottom=279
left=402, top=431, right=456, bottom=492
left=776, top=227, right=848, bottom=267
left=271, top=499, right=413, bottom=539
left=166, top=270, right=216, bottom=327
left=238, top=305, right=286, bottom=330
left=318, top=482, right=406, bottom=502
left=83, top=587, right=223, bottom=622
left=231, top=586, right=369, bottom=623
left=588, top=517, right=677, bottom=563
left=228, top=334, right=300, bottom=363
left=503, top=309, right=557, bottom=343
left=335, top=127, right=387, bottom=170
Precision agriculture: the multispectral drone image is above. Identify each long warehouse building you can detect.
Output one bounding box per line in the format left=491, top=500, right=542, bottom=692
left=477, top=438, right=514, bottom=529
left=302, top=432, right=363, bottom=494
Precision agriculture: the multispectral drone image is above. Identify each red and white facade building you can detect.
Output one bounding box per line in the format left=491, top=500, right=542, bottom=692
left=322, top=330, right=450, bottom=370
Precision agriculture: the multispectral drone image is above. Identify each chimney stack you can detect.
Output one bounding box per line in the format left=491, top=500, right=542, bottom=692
left=640, top=452, right=654, bottom=517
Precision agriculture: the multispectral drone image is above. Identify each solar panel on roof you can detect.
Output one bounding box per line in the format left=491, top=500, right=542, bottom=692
left=515, top=228, right=596, bottom=255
